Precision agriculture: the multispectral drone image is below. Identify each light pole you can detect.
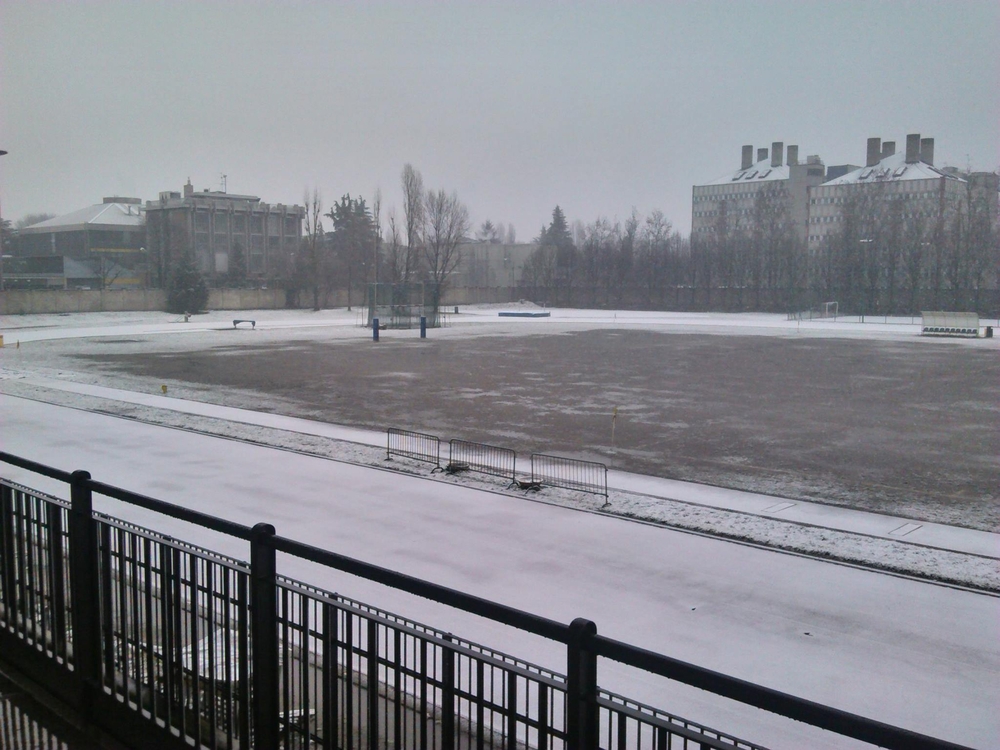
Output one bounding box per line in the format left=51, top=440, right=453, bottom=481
left=0, top=149, right=7, bottom=292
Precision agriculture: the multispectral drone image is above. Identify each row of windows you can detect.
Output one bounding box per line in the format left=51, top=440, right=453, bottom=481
left=693, top=188, right=785, bottom=203
left=192, top=210, right=300, bottom=235
left=809, top=191, right=938, bottom=205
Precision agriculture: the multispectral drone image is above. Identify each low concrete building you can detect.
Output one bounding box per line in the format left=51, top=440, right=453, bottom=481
left=15, top=198, right=147, bottom=288
left=145, top=180, right=304, bottom=286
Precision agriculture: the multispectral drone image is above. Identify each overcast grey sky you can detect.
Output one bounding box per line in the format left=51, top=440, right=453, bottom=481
left=2, top=1, right=997, bottom=236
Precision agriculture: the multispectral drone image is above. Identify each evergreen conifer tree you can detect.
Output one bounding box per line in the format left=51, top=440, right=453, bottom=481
left=167, top=251, right=209, bottom=313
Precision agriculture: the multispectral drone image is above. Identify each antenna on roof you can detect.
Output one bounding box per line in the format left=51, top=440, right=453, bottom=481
left=220, top=174, right=227, bottom=193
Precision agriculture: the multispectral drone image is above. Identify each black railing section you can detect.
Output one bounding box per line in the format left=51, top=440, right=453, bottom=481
left=448, top=439, right=517, bottom=484
left=0, top=450, right=974, bottom=750
left=387, top=428, right=442, bottom=468
left=530, top=454, right=609, bottom=498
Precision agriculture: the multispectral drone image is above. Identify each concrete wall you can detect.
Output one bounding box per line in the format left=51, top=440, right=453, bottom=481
left=0, top=285, right=525, bottom=315
left=0, top=288, right=291, bottom=315
left=0, top=289, right=168, bottom=315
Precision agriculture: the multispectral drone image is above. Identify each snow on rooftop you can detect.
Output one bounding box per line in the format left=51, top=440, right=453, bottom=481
left=822, top=151, right=957, bottom=186
left=698, top=158, right=790, bottom=187
left=21, top=202, right=145, bottom=232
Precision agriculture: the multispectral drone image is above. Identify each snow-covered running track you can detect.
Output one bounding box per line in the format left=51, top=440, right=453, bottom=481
left=2, top=394, right=997, bottom=749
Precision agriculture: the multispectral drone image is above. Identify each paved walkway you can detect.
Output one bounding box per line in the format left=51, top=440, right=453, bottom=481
left=17, top=376, right=999, bottom=560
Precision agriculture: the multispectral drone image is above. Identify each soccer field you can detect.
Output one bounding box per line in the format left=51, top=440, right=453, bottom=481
left=4, top=306, right=997, bottom=531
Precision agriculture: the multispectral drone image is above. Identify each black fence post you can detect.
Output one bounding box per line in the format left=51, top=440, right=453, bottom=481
left=566, top=618, right=598, bottom=750
left=68, top=470, right=101, bottom=717
left=0, top=484, right=16, bottom=624
left=441, top=634, right=456, bottom=750
left=250, top=522, right=279, bottom=748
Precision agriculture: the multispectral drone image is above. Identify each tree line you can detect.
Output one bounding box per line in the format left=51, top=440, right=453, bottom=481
left=520, top=174, right=999, bottom=316
left=290, top=163, right=472, bottom=312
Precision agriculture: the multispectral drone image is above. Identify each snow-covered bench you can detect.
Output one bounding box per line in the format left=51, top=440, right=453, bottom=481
left=233, top=319, right=256, bottom=329
left=920, top=311, right=979, bottom=337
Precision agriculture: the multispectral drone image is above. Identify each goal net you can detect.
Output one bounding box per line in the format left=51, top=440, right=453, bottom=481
left=787, top=301, right=838, bottom=321
left=366, top=282, right=439, bottom=328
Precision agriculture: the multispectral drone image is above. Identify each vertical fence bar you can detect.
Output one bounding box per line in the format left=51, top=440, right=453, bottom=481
left=1, top=484, right=18, bottom=631
left=68, top=470, right=101, bottom=717
left=250, top=522, right=279, bottom=748
left=442, top=634, right=455, bottom=750
left=566, top=618, right=598, bottom=750
left=47, top=499, right=67, bottom=652
left=368, top=617, right=379, bottom=750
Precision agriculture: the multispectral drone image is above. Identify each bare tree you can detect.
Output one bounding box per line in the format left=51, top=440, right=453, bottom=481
left=302, top=188, right=325, bottom=310
left=505, top=222, right=517, bottom=244
left=401, top=164, right=424, bottom=283
left=423, top=188, right=470, bottom=311
left=371, top=187, right=382, bottom=291
left=16, top=213, right=55, bottom=229
left=384, top=208, right=405, bottom=284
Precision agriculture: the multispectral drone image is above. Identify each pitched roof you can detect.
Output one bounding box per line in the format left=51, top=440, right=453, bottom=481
left=699, top=158, right=791, bottom=187
left=20, top=202, right=145, bottom=233
left=822, top=151, right=959, bottom=186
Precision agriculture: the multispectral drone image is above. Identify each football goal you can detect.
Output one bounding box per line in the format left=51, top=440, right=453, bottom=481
left=787, top=301, right=838, bottom=321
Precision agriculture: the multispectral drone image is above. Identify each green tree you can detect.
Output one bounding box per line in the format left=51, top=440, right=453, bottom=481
left=327, top=194, right=374, bottom=310
left=229, top=241, right=248, bottom=287
left=166, top=250, right=209, bottom=314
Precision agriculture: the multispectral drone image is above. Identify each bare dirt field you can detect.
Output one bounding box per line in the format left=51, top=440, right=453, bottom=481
left=73, top=328, right=999, bottom=531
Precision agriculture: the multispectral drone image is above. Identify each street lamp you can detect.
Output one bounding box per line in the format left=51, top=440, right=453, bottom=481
left=0, top=149, right=7, bottom=291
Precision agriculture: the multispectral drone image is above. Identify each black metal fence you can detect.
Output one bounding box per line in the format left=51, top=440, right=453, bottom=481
left=448, top=440, right=517, bottom=484
left=387, top=428, right=441, bottom=467
left=530, top=455, right=609, bottom=498
left=0, top=451, right=973, bottom=750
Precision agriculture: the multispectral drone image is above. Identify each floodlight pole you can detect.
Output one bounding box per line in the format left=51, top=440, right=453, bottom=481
left=0, top=149, right=6, bottom=291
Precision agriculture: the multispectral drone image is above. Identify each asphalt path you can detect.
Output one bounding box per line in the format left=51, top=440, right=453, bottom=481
left=2, top=394, right=997, bottom=749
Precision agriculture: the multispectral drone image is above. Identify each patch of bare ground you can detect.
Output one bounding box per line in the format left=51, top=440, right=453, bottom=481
left=74, top=329, right=1000, bottom=531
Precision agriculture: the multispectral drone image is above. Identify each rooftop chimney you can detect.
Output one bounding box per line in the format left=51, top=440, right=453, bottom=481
left=757, top=147, right=768, bottom=163
left=920, top=137, right=934, bottom=165
left=881, top=141, right=895, bottom=158
left=184, top=179, right=194, bottom=198
left=905, top=133, right=921, bottom=163
left=786, top=145, right=799, bottom=166
left=771, top=141, right=783, bottom=168
left=741, top=145, right=753, bottom=170
left=866, top=138, right=881, bottom=167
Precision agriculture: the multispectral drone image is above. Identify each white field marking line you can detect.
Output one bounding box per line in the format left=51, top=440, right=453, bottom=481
left=888, top=523, right=924, bottom=537
left=761, top=502, right=797, bottom=513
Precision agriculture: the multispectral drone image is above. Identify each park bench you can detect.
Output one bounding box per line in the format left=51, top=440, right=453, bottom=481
left=233, top=319, right=256, bottom=329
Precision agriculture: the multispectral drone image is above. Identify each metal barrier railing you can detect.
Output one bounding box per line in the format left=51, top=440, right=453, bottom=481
left=448, top=439, right=517, bottom=483
left=387, top=427, right=441, bottom=467
left=0, top=451, right=974, bottom=750
left=530, top=454, right=609, bottom=498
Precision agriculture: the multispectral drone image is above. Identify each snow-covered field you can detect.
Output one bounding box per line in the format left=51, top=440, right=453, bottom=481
left=1, top=306, right=998, bottom=749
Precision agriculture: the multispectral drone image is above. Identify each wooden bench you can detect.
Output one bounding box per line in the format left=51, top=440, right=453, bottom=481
left=233, top=319, right=256, bottom=329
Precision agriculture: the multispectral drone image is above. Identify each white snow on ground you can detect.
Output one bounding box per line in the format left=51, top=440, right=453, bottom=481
left=2, top=377, right=997, bottom=592
left=2, top=395, right=998, bottom=750
left=1, top=307, right=998, bottom=748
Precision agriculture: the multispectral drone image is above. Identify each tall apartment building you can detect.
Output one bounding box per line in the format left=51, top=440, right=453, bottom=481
left=691, top=142, right=827, bottom=242
left=145, top=180, right=304, bottom=285
left=806, top=134, right=969, bottom=249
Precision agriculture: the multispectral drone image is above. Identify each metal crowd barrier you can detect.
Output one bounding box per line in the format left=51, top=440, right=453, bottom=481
left=448, top=439, right=517, bottom=484
left=387, top=428, right=441, bottom=467
left=530, top=454, right=609, bottom=498
left=0, top=451, right=972, bottom=750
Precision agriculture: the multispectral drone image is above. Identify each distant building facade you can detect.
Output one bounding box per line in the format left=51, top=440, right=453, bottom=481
left=691, top=142, right=827, bottom=242
left=14, top=197, right=147, bottom=289
left=145, top=180, right=304, bottom=286
left=806, top=134, right=970, bottom=248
